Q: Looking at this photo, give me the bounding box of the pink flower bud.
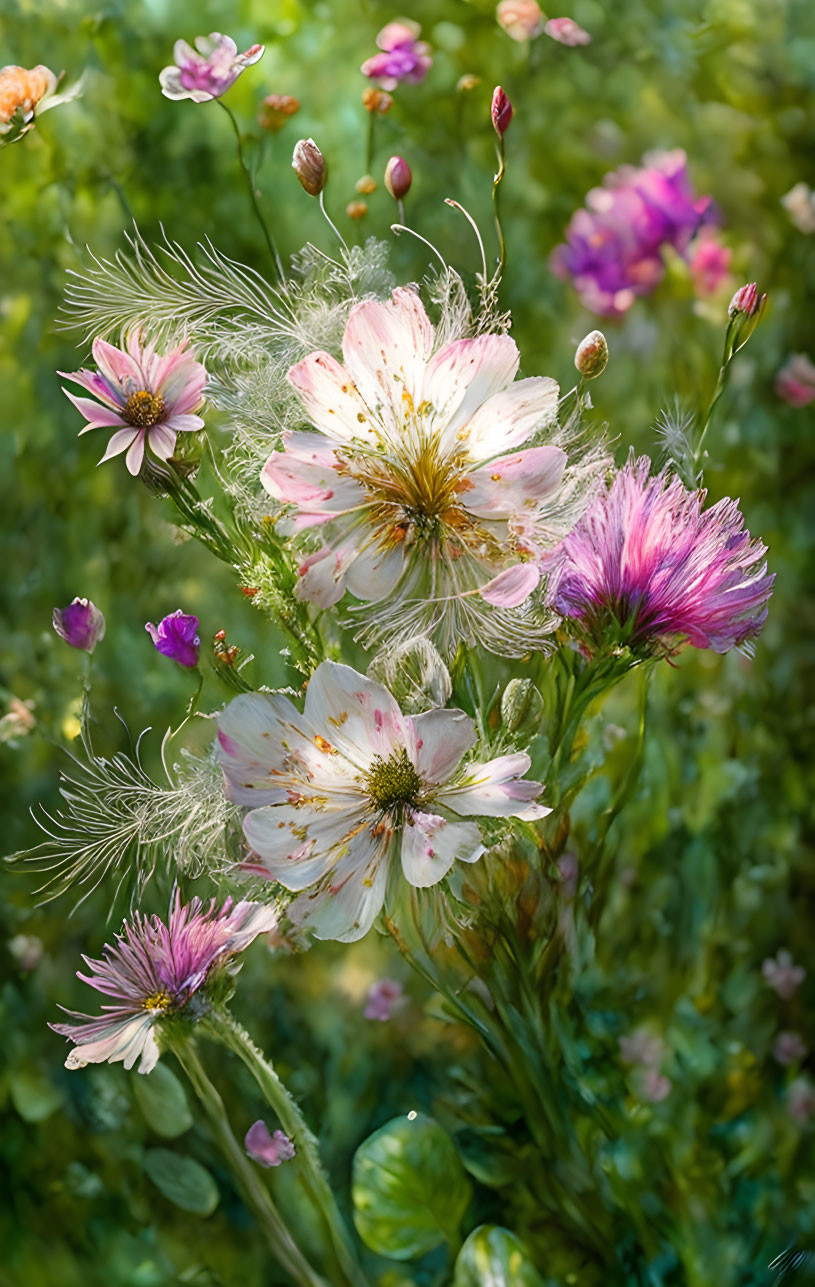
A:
[491,85,513,138]
[728,281,764,317]
[53,597,106,653]
[292,138,327,196]
[384,155,412,201]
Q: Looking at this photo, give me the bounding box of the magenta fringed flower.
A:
[546,458,774,656]
[61,331,206,476]
[51,895,278,1074]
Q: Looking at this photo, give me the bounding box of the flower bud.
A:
[258,93,299,132]
[368,637,452,714]
[355,174,377,195]
[362,87,393,114]
[491,85,513,138]
[346,200,368,220]
[52,597,106,653]
[728,281,765,318]
[145,610,200,668]
[292,138,327,196]
[500,677,544,739]
[384,155,412,202]
[574,330,609,379]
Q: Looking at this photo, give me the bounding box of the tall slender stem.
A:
[171,1037,328,1287]
[492,139,507,279]
[218,100,285,282]
[208,1011,369,1287]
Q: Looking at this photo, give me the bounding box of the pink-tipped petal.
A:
[125,432,146,476]
[479,563,541,607]
[98,428,138,463]
[461,377,560,459]
[341,289,435,415]
[287,351,374,441]
[464,445,568,517]
[401,813,484,887]
[423,333,520,449]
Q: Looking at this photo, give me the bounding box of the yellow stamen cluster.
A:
[365,748,423,819]
[123,390,166,428]
[142,989,171,1012]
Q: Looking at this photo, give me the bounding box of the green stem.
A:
[218,100,285,281]
[365,111,375,173]
[171,1037,328,1287]
[208,1011,369,1287]
[492,139,506,279]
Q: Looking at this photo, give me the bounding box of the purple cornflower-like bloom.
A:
[61,331,206,477]
[245,1121,296,1167]
[361,20,431,91]
[364,978,404,1021]
[146,611,200,668]
[159,33,264,103]
[546,457,774,657]
[550,150,717,316]
[53,597,105,653]
[51,894,278,1074]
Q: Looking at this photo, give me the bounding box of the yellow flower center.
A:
[123,390,166,428]
[142,989,171,1012]
[365,748,423,820]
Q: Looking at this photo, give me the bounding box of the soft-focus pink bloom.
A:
[361,20,431,91]
[53,597,105,653]
[636,1069,672,1103]
[217,660,548,943]
[775,353,815,408]
[159,33,264,103]
[364,978,404,1021]
[260,287,589,656]
[787,1078,815,1124]
[782,182,815,234]
[546,457,774,657]
[496,0,544,41]
[245,1121,296,1167]
[551,150,717,316]
[556,852,579,900]
[544,17,591,45]
[773,1031,808,1066]
[619,1027,665,1070]
[491,85,513,138]
[690,230,732,297]
[763,950,806,1000]
[61,332,206,476]
[51,895,278,1073]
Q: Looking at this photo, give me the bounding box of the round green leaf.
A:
[352,1112,471,1260]
[10,1069,63,1122]
[143,1149,219,1216]
[133,1063,193,1138]
[453,1225,545,1287]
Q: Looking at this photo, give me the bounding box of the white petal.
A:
[217,692,302,805]
[289,830,392,942]
[461,377,560,460]
[125,432,146,476]
[148,423,177,461]
[287,351,375,442]
[423,334,520,451]
[98,427,138,464]
[343,540,406,601]
[440,753,546,818]
[341,288,435,419]
[401,812,483,887]
[407,709,475,784]
[243,804,367,891]
[303,661,407,769]
[464,446,567,517]
[63,1015,158,1073]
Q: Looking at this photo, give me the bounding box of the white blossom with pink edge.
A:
[159,33,264,104]
[262,287,603,656]
[216,660,549,944]
[60,331,207,476]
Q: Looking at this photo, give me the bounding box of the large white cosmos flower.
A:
[261,287,598,656]
[217,661,548,942]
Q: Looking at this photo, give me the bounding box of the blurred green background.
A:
[1,0,814,1282]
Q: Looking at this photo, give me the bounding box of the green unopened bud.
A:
[500,677,544,738]
[574,330,609,379]
[368,638,452,714]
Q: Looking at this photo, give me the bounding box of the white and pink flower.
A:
[217,660,548,943]
[159,33,264,103]
[262,287,598,655]
[61,331,207,476]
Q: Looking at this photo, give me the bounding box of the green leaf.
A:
[9,1069,63,1122]
[143,1149,219,1216]
[453,1226,545,1287]
[133,1062,193,1138]
[352,1112,471,1260]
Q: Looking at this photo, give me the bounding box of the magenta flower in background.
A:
[364,979,404,1021]
[159,33,264,103]
[545,17,592,46]
[773,1031,808,1066]
[146,610,200,668]
[689,229,731,297]
[51,895,278,1073]
[245,1121,296,1167]
[546,457,774,657]
[550,150,717,316]
[361,20,431,91]
[775,353,815,408]
[53,597,105,653]
[61,332,206,476]
[763,950,806,1000]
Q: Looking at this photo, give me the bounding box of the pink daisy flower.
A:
[61,331,207,476]
[51,894,278,1074]
[360,21,432,91]
[159,33,264,103]
[546,457,773,657]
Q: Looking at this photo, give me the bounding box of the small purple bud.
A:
[384,155,412,202]
[574,330,609,379]
[292,138,327,196]
[53,598,106,653]
[728,281,765,317]
[145,610,200,669]
[245,1121,296,1168]
[491,85,513,138]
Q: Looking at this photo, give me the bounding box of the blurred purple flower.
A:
[245,1121,296,1167]
[544,17,591,45]
[775,354,815,408]
[61,332,206,476]
[364,979,404,1021]
[550,150,717,316]
[546,457,773,657]
[763,950,805,1000]
[159,33,264,103]
[787,1077,815,1124]
[689,229,731,297]
[619,1026,665,1070]
[53,597,105,653]
[773,1031,808,1066]
[146,611,200,668]
[51,894,278,1073]
[361,20,431,91]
